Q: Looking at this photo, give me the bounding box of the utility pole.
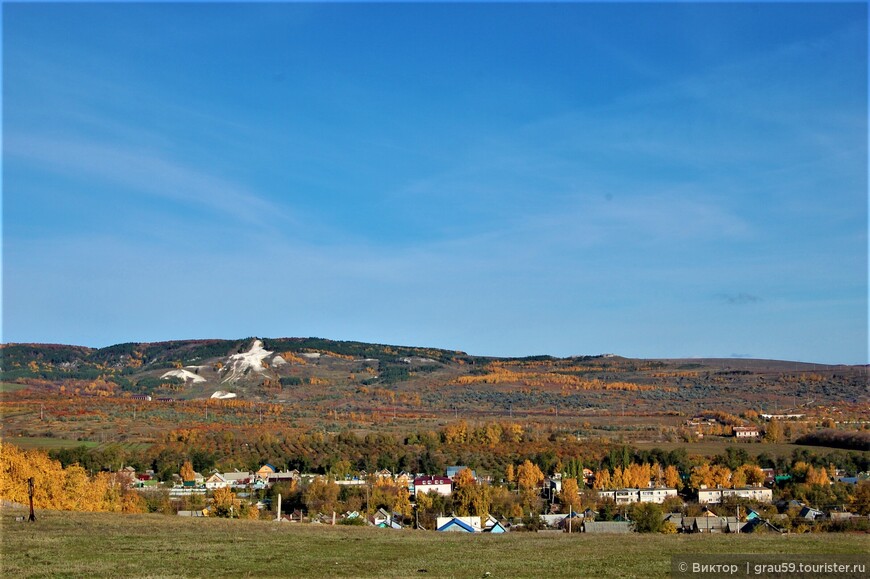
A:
[28,477,36,522]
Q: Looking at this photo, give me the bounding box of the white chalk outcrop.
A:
[161,369,206,383]
[220,339,273,383]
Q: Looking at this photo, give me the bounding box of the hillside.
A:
[2,337,868,483]
[2,338,866,416]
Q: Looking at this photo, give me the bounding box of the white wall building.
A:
[597,488,678,505]
[697,486,773,504]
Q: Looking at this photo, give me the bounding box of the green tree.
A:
[631,502,663,533]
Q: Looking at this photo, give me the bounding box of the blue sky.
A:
[2,3,867,364]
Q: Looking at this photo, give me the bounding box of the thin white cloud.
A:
[5,134,289,228]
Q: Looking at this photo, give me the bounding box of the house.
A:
[395,472,412,488]
[436,516,481,533]
[413,476,452,497]
[733,426,760,439]
[377,518,403,530]
[761,468,776,485]
[726,519,748,533]
[369,508,403,529]
[741,518,785,534]
[371,508,392,526]
[222,472,253,488]
[798,506,825,521]
[582,521,632,533]
[256,464,276,481]
[267,470,299,485]
[204,473,229,490]
[484,516,508,534]
[483,514,505,531]
[686,515,732,533]
[682,508,741,533]
[374,469,392,481]
[547,477,562,494]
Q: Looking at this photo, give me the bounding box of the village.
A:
[118,458,868,535]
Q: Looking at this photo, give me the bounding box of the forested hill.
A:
[1,338,866,417]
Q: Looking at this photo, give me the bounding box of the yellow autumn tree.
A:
[663,465,682,490]
[517,460,544,511]
[690,464,713,490]
[624,463,652,488]
[710,465,732,489]
[730,467,748,489]
[393,486,412,518]
[743,465,765,486]
[611,466,625,489]
[443,421,468,444]
[806,466,830,486]
[453,468,490,517]
[0,442,117,512]
[517,460,544,493]
[559,478,581,510]
[180,460,196,482]
[593,469,612,490]
[212,487,241,517]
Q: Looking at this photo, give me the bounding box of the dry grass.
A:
[2,508,867,578]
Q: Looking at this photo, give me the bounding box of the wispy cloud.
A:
[5,134,290,228]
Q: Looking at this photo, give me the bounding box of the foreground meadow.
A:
[2,509,867,578]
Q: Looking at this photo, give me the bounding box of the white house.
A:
[204,473,230,490]
[436,516,481,532]
[413,476,452,497]
[733,427,760,439]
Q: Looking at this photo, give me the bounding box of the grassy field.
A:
[0,382,28,393]
[0,437,152,453]
[2,509,867,578]
[1,437,101,450]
